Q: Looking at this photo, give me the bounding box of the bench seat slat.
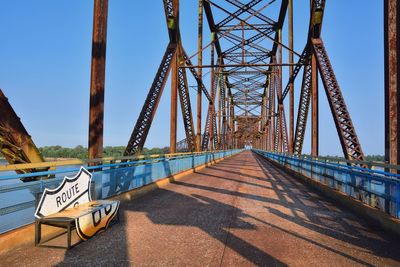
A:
[41,200,117,221]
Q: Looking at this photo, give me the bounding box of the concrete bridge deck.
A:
[1,151,400,266]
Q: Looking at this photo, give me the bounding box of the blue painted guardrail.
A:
[253,149,400,219]
[0,149,242,234]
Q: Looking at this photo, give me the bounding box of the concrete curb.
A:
[0,153,238,255]
[257,154,400,238]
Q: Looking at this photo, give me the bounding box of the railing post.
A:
[396,183,400,218]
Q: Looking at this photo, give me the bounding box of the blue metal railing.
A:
[253,149,400,219]
[0,149,242,234]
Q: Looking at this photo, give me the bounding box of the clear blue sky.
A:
[0,1,384,156]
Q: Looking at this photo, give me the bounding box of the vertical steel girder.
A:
[197,0,204,152]
[201,39,219,151]
[311,53,319,156]
[202,110,212,150]
[88,0,108,160]
[312,38,365,161]
[281,106,289,152]
[124,44,177,155]
[212,109,218,149]
[170,48,178,153]
[220,75,227,149]
[288,0,294,153]
[293,62,312,155]
[230,97,235,148]
[177,63,196,151]
[0,90,46,180]
[217,74,222,149]
[266,71,275,150]
[385,0,400,167]
[269,64,276,150]
[274,110,280,151]
[169,0,180,153]
[202,73,219,150]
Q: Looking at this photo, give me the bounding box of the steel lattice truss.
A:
[293,62,312,155]
[124,43,177,155]
[0,0,377,182]
[200,0,287,150]
[312,39,364,160]
[122,0,363,159]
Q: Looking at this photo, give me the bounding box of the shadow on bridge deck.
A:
[1,151,400,266]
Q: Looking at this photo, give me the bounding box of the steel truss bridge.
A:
[1,1,400,264]
[0,0,398,169]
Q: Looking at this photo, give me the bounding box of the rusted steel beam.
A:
[209,44,217,150]
[277,29,283,152]
[203,1,223,57]
[224,0,275,25]
[202,43,218,151]
[181,50,212,103]
[170,0,180,154]
[221,77,228,149]
[288,0,294,153]
[218,23,274,32]
[180,63,299,68]
[0,89,46,181]
[124,44,177,155]
[218,74,222,149]
[261,93,266,150]
[312,38,364,161]
[88,0,108,160]
[207,0,292,57]
[230,96,235,149]
[281,47,310,103]
[293,62,312,155]
[311,53,319,157]
[125,0,181,155]
[170,49,178,154]
[270,0,289,56]
[217,0,263,28]
[197,0,203,151]
[281,106,289,152]
[385,0,400,168]
[281,0,326,103]
[178,57,196,152]
[270,61,276,151]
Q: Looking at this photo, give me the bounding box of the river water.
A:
[0,159,84,233]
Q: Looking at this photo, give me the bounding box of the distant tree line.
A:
[38,146,170,160]
[322,155,385,163]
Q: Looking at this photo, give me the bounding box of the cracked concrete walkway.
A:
[1,151,400,266]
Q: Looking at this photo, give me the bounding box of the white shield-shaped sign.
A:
[35,167,92,219]
[76,201,120,240]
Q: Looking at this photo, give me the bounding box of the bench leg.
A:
[67,223,71,249]
[35,220,41,246]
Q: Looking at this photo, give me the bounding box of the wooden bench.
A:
[34,167,120,249]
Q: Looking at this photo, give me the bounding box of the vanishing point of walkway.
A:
[1,151,400,266]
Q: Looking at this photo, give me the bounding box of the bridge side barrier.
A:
[0,149,242,234]
[253,149,400,220]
